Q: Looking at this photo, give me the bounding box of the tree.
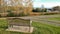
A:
[52,6,60,11]
[32,8,47,12]
[44,8,47,12]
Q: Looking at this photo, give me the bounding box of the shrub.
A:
[7,10,12,12]
[0,15,1,17]
[7,12,15,17]
[19,12,29,17]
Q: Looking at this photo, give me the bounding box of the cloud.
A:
[34,0,60,2]
[33,2,60,8]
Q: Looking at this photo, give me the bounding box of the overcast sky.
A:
[33,0,60,8]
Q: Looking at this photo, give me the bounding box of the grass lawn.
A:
[0,18,60,34]
[47,17,60,21]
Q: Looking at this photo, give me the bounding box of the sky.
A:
[33,0,60,8]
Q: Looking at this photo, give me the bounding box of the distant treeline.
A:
[32,8,47,12]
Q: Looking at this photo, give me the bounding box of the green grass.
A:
[47,17,60,21]
[32,22,60,34]
[0,19,60,34]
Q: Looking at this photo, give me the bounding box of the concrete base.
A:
[6,26,34,33]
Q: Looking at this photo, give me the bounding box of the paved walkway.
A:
[0,15,60,26]
[20,15,60,26]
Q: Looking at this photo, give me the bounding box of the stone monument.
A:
[6,17,34,33]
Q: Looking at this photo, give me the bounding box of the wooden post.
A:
[29,20,32,32]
